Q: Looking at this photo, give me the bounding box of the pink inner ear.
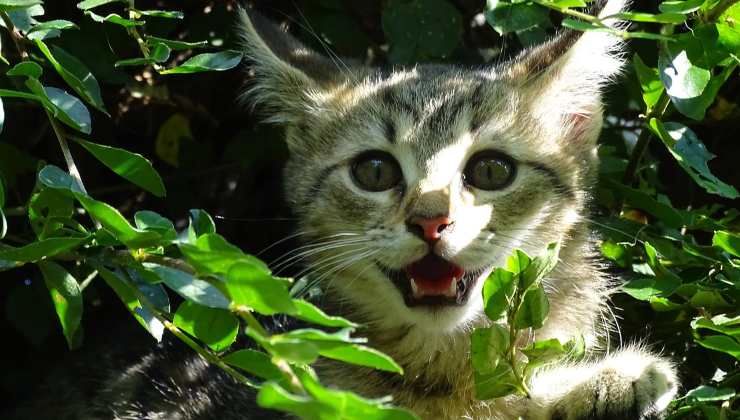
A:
[565,112,595,142]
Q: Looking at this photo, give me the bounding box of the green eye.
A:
[351,151,402,192]
[463,151,516,191]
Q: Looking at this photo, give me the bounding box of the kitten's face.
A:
[282,68,595,332]
[239,8,620,333]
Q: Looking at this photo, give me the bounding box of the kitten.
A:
[238,0,677,418]
[10,1,678,419]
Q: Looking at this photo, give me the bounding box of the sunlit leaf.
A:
[160,51,243,74]
[38,261,83,349]
[173,301,239,351]
[72,137,166,197]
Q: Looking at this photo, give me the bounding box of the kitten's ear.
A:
[237,8,339,123]
[505,0,628,145]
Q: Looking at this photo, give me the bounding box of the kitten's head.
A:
[239,2,624,333]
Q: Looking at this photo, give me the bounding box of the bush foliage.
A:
[0,0,738,419]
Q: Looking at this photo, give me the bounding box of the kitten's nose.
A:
[406,216,452,242]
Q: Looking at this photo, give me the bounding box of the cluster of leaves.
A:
[471,243,587,400]
[0,1,420,419]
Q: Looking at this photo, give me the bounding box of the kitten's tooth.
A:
[446,277,458,297]
[410,278,421,298]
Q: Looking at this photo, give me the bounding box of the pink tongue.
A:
[405,254,464,296]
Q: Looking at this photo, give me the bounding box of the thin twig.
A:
[0,12,29,60]
[705,0,740,22]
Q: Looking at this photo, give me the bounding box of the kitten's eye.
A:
[463,152,516,191]
[351,151,402,192]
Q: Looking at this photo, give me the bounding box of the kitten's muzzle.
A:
[377,253,483,307]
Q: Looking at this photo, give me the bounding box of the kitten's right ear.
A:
[237,7,338,123]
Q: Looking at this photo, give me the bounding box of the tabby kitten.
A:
[13,1,679,419]
[239,0,678,418]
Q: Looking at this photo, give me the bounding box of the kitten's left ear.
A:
[237,7,341,123]
[506,0,628,144]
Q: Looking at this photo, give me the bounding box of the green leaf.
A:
[521,338,566,370]
[71,137,166,197]
[173,301,239,352]
[180,233,269,275]
[187,209,216,242]
[382,0,463,62]
[26,19,78,40]
[160,51,243,74]
[76,0,124,10]
[658,47,710,101]
[520,242,560,290]
[38,261,83,349]
[35,41,107,114]
[320,344,404,374]
[513,284,549,329]
[713,231,740,257]
[226,261,296,315]
[7,61,42,78]
[648,120,739,199]
[144,263,230,309]
[632,54,664,109]
[0,0,42,11]
[695,334,740,359]
[470,325,509,374]
[97,266,164,341]
[659,0,705,14]
[291,299,358,328]
[485,0,549,35]
[623,276,680,301]
[134,211,176,241]
[609,12,686,23]
[505,249,532,274]
[605,179,685,228]
[222,349,283,380]
[137,10,184,19]
[684,385,735,403]
[561,18,613,33]
[115,42,171,67]
[85,11,143,27]
[77,194,162,248]
[482,268,516,321]
[33,83,91,134]
[0,236,88,262]
[37,164,84,194]
[473,362,519,399]
[145,36,209,51]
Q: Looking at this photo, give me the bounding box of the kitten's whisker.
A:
[269,237,367,270]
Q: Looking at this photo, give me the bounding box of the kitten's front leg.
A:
[527,347,678,420]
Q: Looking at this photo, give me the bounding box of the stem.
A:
[45,110,90,195]
[531,0,601,24]
[163,319,259,389]
[705,0,740,22]
[125,0,162,71]
[234,308,305,393]
[79,269,99,290]
[0,12,29,60]
[505,289,532,398]
[621,92,671,188]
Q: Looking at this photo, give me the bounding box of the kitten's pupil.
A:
[351,151,402,192]
[464,151,516,191]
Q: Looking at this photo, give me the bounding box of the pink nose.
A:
[407,216,452,242]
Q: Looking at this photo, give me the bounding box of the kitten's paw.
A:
[530,349,678,420]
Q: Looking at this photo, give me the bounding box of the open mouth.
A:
[377,254,484,307]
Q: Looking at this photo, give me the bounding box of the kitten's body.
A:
[12,1,678,419]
